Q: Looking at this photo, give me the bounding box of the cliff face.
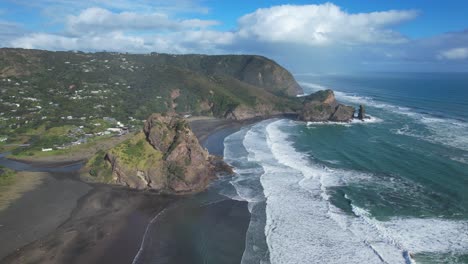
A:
[84,113,223,193]
[196,55,302,97]
[299,90,354,122]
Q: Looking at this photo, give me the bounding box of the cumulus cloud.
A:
[66,7,219,35]
[0,21,27,46]
[438,47,468,60]
[9,2,420,53]
[236,3,418,45]
[12,0,210,15]
[11,32,150,53]
[8,2,468,71]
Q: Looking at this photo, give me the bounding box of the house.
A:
[107,126,128,135]
[107,128,121,133]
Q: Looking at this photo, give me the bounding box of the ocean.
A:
[222,72,468,264]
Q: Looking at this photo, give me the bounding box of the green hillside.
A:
[0,48,303,151]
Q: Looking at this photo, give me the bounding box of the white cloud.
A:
[10,32,150,53]
[66,7,219,35]
[0,21,28,46]
[9,3,419,53]
[438,47,468,60]
[10,0,210,15]
[16,2,468,72]
[236,3,418,46]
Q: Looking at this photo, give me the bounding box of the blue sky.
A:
[1,0,467,72]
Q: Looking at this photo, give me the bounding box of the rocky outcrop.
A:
[299,90,354,122]
[358,105,366,120]
[225,103,283,120]
[84,113,227,193]
[330,104,356,122]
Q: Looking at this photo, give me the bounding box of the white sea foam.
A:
[300,81,468,152]
[132,208,169,264]
[306,114,383,127]
[332,90,468,152]
[299,81,329,92]
[233,119,468,264]
[248,120,391,263]
[224,124,272,264]
[451,155,468,165]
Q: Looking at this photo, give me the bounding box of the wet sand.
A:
[133,195,250,264]
[0,171,91,260]
[1,186,175,264]
[0,117,255,264]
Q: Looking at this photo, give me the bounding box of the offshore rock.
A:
[299,90,354,122]
[358,105,366,120]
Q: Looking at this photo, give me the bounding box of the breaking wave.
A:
[299,81,468,152]
[225,119,468,264]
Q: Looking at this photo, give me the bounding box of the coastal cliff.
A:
[83,113,226,193]
[299,90,354,122]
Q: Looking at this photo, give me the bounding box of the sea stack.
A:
[358,105,366,120]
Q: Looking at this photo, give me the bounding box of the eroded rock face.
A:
[299,90,354,122]
[86,113,223,194]
[330,104,355,122]
[358,105,366,120]
[225,104,281,120]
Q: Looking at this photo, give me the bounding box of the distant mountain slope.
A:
[0,48,302,135]
[0,48,356,153]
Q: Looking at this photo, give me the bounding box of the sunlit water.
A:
[223,73,468,264]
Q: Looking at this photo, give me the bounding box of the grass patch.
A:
[10,134,114,159]
[109,132,163,170]
[87,150,113,183]
[0,166,16,186]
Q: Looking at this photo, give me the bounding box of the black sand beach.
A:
[0,117,253,264]
[0,171,90,260]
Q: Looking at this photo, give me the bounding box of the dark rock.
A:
[299,90,354,122]
[358,105,366,120]
[330,104,355,122]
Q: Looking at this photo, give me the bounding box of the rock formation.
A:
[84,113,228,193]
[358,105,366,120]
[299,90,354,122]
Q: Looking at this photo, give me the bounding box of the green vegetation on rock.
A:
[86,150,113,183]
[108,132,163,170]
[83,113,218,193]
[0,166,16,186]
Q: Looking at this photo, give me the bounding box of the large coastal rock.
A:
[299,90,354,122]
[84,113,224,193]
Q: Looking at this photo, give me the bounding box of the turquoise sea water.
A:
[223,73,468,263]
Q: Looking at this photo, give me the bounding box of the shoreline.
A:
[0,116,259,264]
